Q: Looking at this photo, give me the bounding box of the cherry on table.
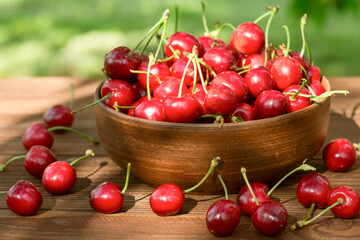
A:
[2,180,43,216]
[323,138,358,171]
[90,163,131,213]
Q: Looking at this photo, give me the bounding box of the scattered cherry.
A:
[323,138,358,171]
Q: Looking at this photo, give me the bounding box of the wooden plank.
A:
[0,77,359,239]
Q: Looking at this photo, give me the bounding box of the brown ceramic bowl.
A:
[94,77,331,194]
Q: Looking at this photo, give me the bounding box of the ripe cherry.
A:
[283,84,311,113]
[163,95,200,123]
[206,175,241,237]
[197,36,223,56]
[254,90,287,119]
[164,32,202,61]
[204,84,238,116]
[243,54,272,70]
[230,22,265,56]
[211,71,248,102]
[170,56,201,86]
[227,102,255,123]
[202,47,237,75]
[307,65,322,82]
[149,157,219,216]
[89,163,131,213]
[3,180,43,216]
[271,56,302,91]
[0,145,57,178]
[289,51,309,72]
[42,149,95,195]
[153,76,189,100]
[134,98,166,122]
[101,79,136,112]
[244,66,275,98]
[132,81,147,101]
[323,138,358,171]
[137,61,171,93]
[308,80,325,96]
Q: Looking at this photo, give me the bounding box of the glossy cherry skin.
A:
[128,96,148,117]
[244,54,272,70]
[227,102,255,122]
[22,123,54,150]
[164,32,202,60]
[271,56,302,91]
[197,36,224,56]
[244,66,275,98]
[6,180,43,216]
[101,79,136,112]
[24,145,57,178]
[211,71,248,102]
[309,80,325,96]
[44,105,74,128]
[163,95,200,123]
[289,51,309,72]
[170,56,201,86]
[327,186,360,218]
[132,81,147,101]
[296,173,332,208]
[134,98,166,122]
[203,47,237,75]
[237,183,270,216]
[205,84,238,116]
[323,138,357,171]
[89,182,124,213]
[137,61,171,93]
[149,183,184,216]
[206,199,241,237]
[283,85,311,113]
[230,22,265,56]
[254,90,287,119]
[307,65,322,82]
[216,44,239,61]
[104,46,139,81]
[153,76,189,100]
[42,161,77,195]
[252,201,288,236]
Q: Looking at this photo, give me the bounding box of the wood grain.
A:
[0,77,359,239]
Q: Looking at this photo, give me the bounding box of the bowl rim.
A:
[94,77,331,130]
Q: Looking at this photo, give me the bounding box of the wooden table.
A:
[0,77,359,239]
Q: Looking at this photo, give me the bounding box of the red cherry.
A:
[170,57,202,86]
[254,90,287,119]
[216,44,239,61]
[271,56,302,91]
[309,80,325,96]
[289,51,309,72]
[128,96,148,117]
[206,200,241,237]
[132,81,147,100]
[227,102,255,122]
[205,84,238,116]
[137,61,171,93]
[90,182,124,214]
[101,79,136,112]
[283,85,311,113]
[22,123,54,150]
[197,36,224,56]
[202,47,237,75]
[323,138,357,171]
[24,145,57,178]
[244,66,275,98]
[251,201,288,236]
[6,180,43,216]
[134,98,166,122]
[243,54,272,70]
[44,105,74,128]
[163,95,200,123]
[104,46,139,81]
[153,76,189,100]
[164,32,202,61]
[296,172,332,209]
[230,22,265,56]
[307,65,322,82]
[211,71,248,102]
[150,183,184,216]
[237,183,270,216]
[327,186,360,219]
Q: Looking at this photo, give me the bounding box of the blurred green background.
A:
[1,0,359,78]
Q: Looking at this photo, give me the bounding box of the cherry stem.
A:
[183,156,220,194]
[282,25,291,57]
[290,80,307,101]
[241,167,260,206]
[193,54,208,94]
[121,162,131,195]
[153,9,170,62]
[157,54,176,62]
[71,93,110,114]
[217,174,228,200]
[130,70,162,84]
[174,5,178,33]
[200,114,224,127]
[113,102,136,112]
[129,9,168,56]
[306,83,317,96]
[198,59,217,78]
[299,14,307,59]
[0,155,26,172]
[191,58,198,94]
[69,149,95,166]
[69,83,75,109]
[139,24,163,56]
[47,126,99,144]
[237,69,250,75]
[0,191,7,194]
[231,115,244,123]
[163,38,180,59]
[253,6,275,24]
[302,202,316,221]
[264,6,278,67]
[290,198,344,231]
[201,0,210,34]
[267,160,316,196]
[283,90,349,102]
[178,54,194,98]
[234,65,250,72]
[146,53,155,100]
[305,41,313,65]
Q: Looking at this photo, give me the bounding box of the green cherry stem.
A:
[290,198,344,231]
[71,93,110,114]
[201,0,210,34]
[302,202,316,221]
[193,53,208,94]
[121,162,131,195]
[146,53,155,100]
[69,149,95,166]
[198,59,217,77]
[113,102,136,112]
[267,160,316,196]
[241,167,259,206]
[253,6,275,24]
[69,83,75,109]
[200,114,224,127]
[183,157,220,194]
[264,6,278,67]
[0,191,7,194]
[174,5,179,33]
[282,25,291,57]
[139,23,163,56]
[163,38,180,59]
[47,126,99,144]
[191,58,198,94]
[178,54,194,98]
[217,174,228,200]
[231,115,244,123]
[153,9,170,62]
[130,70,162,84]
[289,79,307,101]
[0,155,26,172]
[283,90,349,103]
[299,14,308,59]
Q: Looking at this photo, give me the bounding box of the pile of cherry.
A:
[76,4,349,125]
[1,3,359,238]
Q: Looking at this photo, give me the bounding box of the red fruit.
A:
[203,47,237,75]
[205,84,238,115]
[326,186,360,219]
[164,32,202,60]
[296,172,332,208]
[153,76,189,100]
[42,161,77,195]
[237,183,270,216]
[244,66,275,98]
[22,123,54,150]
[197,36,224,56]
[134,98,166,122]
[289,51,309,72]
[254,90,287,119]
[6,180,43,216]
[244,54,272,70]
[101,79,136,112]
[89,182,124,214]
[128,96,148,117]
[24,145,57,178]
[132,81,147,100]
[149,183,184,216]
[228,102,255,122]
[252,201,288,236]
[283,85,311,113]
[307,65,322,82]
[137,61,171,93]
[163,95,200,123]
[271,56,302,91]
[216,44,239,61]
[206,200,241,237]
[170,57,201,86]
[211,71,248,102]
[44,105,74,128]
[230,22,265,56]
[323,138,357,171]
[309,80,325,96]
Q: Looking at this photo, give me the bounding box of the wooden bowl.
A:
[94,78,331,194]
